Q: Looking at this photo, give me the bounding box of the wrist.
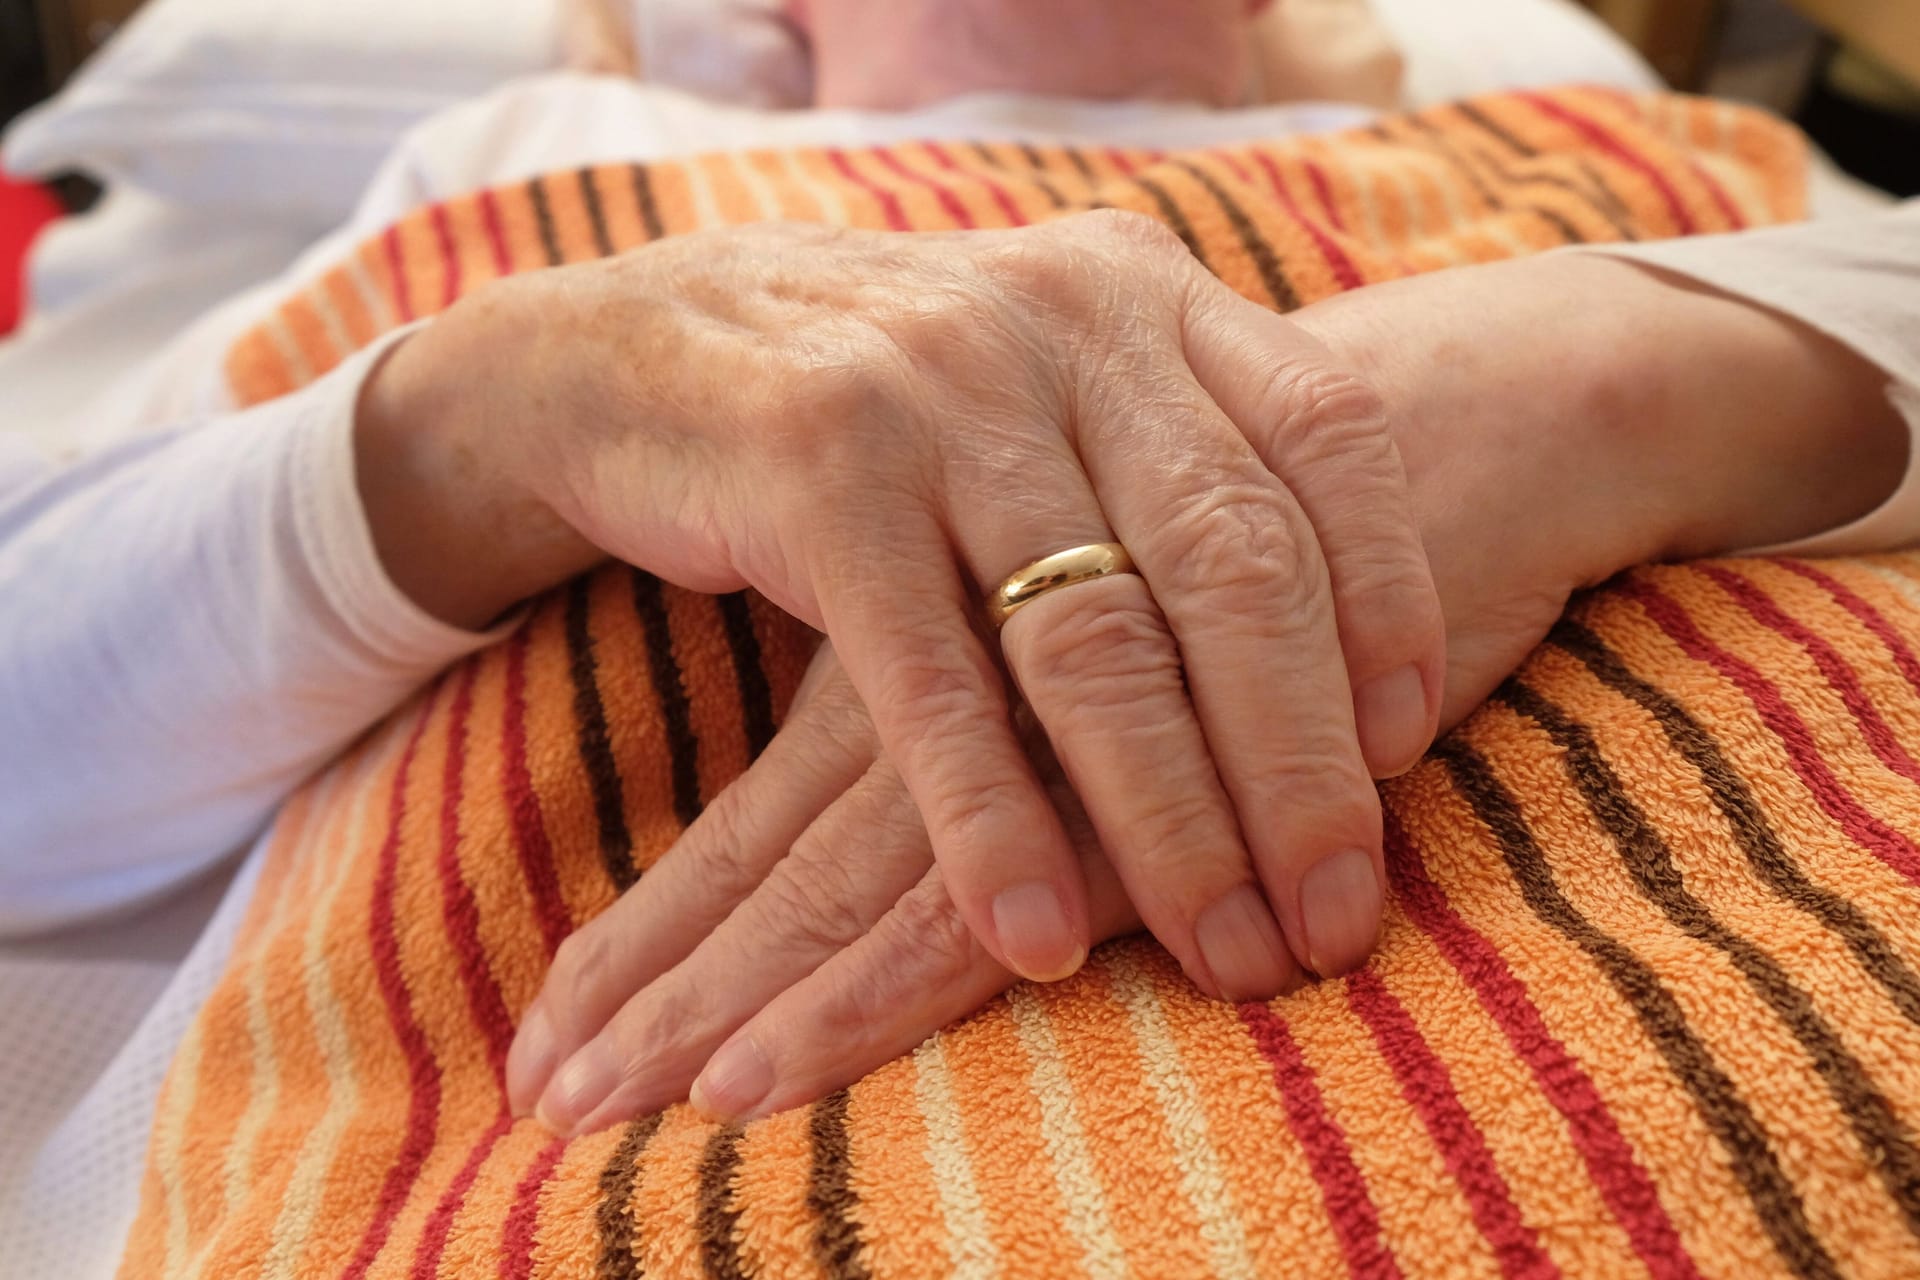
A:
[354,286,601,631]
[1292,255,1669,597]
[1293,253,1907,585]
[1579,255,1906,559]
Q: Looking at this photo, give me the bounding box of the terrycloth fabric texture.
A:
[122,89,1920,1278]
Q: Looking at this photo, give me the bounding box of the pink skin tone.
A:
[354,4,1908,1138]
[469,254,1906,1134]
[791,0,1275,110]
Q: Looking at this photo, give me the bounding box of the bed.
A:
[0,1,1896,1273]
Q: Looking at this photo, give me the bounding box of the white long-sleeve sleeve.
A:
[0,330,505,936]
[1585,200,1920,557]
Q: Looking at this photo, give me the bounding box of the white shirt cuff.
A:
[289,324,521,668]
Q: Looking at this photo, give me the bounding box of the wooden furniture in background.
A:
[1579,0,1920,93]
[1785,0,1920,87]
[33,0,145,86]
[1580,0,1727,87]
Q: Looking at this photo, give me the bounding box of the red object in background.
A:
[0,171,64,337]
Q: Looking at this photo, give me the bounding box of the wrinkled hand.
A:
[506,640,1141,1132]
[508,496,1557,1134]
[511,467,1575,1132]
[366,212,1448,1012]
[504,248,1910,1132]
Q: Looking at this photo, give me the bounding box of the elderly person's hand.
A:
[501,248,1908,1132]
[359,213,1447,1034]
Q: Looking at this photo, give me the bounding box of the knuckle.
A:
[1246,746,1381,845]
[892,295,1009,374]
[1279,363,1389,437]
[867,649,1037,841]
[1335,552,1443,648]
[891,881,985,980]
[928,765,1036,849]
[699,842,777,912]
[606,980,703,1069]
[821,883,983,1037]
[870,640,994,731]
[690,784,821,905]
[677,803,753,891]
[1254,363,1393,469]
[1017,594,1182,704]
[975,233,1079,304]
[1077,207,1189,262]
[804,665,869,728]
[1122,788,1239,872]
[1007,211,1192,326]
[770,353,916,464]
[1161,481,1326,617]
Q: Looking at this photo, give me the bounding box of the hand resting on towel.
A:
[496,249,1908,1133]
[358,211,1449,1025]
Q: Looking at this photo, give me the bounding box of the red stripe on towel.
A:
[923,141,1028,226]
[340,696,441,1280]
[500,1138,569,1279]
[1240,1002,1404,1280]
[1346,967,1559,1279]
[1516,93,1695,235]
[1250,150,1365,291]
[1699,565,1920,786]
[1778,559,1920,703]
[825,148,908,231]
[1385,817,1701,1279]
[504,621,574,959]
[870,145,975,228]
[1625,577,1920,887]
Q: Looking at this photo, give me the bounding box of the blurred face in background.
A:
[793,0,1275,110]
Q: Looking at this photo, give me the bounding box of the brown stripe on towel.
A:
[1170,157,1304,310]
[1499,675,1920,1240]
[1434,736,1841,1280]
[809,1090,874,1280]
[698,1125,750,1280]
[566,576,638,890]
[1551,617,1920,1026]
[632,570,704,831]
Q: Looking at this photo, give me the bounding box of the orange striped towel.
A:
[126,90,1920,1279]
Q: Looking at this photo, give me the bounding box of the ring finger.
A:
[946,441,1297,1002]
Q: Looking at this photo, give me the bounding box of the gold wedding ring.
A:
[988,542,1138,630]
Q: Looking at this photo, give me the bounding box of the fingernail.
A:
[991,881,1086,982]
[505,1003,558,1116]
[1355,664,1430,778]
[535,1043,618,1136]
[1193,884,1293,1001]
[690,1036,774,1120]
[1300,849,1382,978]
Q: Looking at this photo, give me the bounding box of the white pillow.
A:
[1,0,563,227]
[1372,0,1661,108]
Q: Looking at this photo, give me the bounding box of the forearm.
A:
[1582,202,1920,556]
[0,337,497,934]
[1293,252,1909,585]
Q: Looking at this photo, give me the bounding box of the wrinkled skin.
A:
[475,245,1906,1133]
[364,210,1461,1137]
